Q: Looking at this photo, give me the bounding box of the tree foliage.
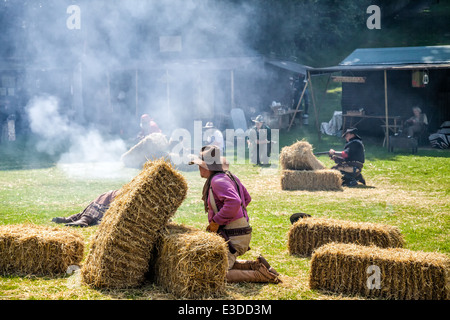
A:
[242,0,374,66]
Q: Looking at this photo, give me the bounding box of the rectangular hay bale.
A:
[288,217,404,257]
[280,140,325,171]
[154,223,228,299]
[81,159,188,289]
[310,243,450,300]
[0,224,84,276]
[281,169,343,191]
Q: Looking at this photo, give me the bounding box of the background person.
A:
[404,106,428,138]
[203,121,224,153]
[137,113,162,140]
[248,115,272,166]
[329,128,366,187]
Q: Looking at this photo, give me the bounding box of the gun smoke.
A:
[7,0,264,177]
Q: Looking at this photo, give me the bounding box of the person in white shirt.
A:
[203,122,224,153]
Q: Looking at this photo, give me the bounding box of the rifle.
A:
[314,151,331,156]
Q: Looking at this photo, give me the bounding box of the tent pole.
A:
[231,69,235,109]
[287,79,308,132]
[384,70,389,149]
[135,69,139,118]
[308,71,321,141]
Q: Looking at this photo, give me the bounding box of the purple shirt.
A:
[208,173,251,225]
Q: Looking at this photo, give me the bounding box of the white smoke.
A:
[26,95,128,178]
[27,95,72,156]
[18,0,268,176]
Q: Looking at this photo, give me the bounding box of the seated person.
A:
[329,128,366,187]
[404,106,428,138]
[52,190,120,227]
[137,114,162,140]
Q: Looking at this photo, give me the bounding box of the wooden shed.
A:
[314,46,450,144]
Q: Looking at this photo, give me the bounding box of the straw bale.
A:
[81,159,188,289]
[281,169,343,191]
[288,217,404,257]
[280,140,325,171]
[121,133,169,168]
[0,224,84,276]
[310,242,450,300]
[153,223,228,299]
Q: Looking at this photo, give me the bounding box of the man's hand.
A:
[206,221,220,233]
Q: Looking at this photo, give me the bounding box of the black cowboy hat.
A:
[342,128,361,139]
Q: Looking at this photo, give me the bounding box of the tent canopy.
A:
[265,59,313,75]
[313,45,450,73]
[341,45,450,66]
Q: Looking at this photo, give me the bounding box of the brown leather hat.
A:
[188,145,229,171]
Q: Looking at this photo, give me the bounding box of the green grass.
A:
[0,130,449,300]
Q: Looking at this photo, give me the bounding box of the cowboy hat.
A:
[188,145,229,171]
[252,115,264,123]
[341,127,361,139]
[203,122,215,129]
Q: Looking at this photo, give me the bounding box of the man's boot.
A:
[231,256,280,277]
[65,215,93,227]
[52,217,71,224]
[226,264,281,283]
[257,255,280,276]
[231,259,260,271]
[357,174,366,185]
[52,212,81,224]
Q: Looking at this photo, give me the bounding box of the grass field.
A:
[0,128,449,300]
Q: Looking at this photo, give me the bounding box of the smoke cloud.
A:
[27,95,127,178]
[7,0,271,175]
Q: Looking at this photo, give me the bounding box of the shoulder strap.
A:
[208,172,246,215]
[209,188,219,214]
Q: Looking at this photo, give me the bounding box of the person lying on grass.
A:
[52,190,120,227]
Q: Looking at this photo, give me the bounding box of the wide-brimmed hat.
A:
[140,114,153,121]
[203,122,214,129]
[342,128,361,139]
[252,115,264,123]
[188,145,229,171]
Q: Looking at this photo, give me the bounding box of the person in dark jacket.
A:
[329,128,366,187]
[248,115,272,166]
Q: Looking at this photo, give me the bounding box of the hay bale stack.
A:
[0,224,84,276]
[288,217,404,257]
[121,133,169,168]
[279,140,342,191]
[280,140,325,171]
[281,169,343,191]
[154,223,228,299]
[310,242,450,300]
[81,159,188,289]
